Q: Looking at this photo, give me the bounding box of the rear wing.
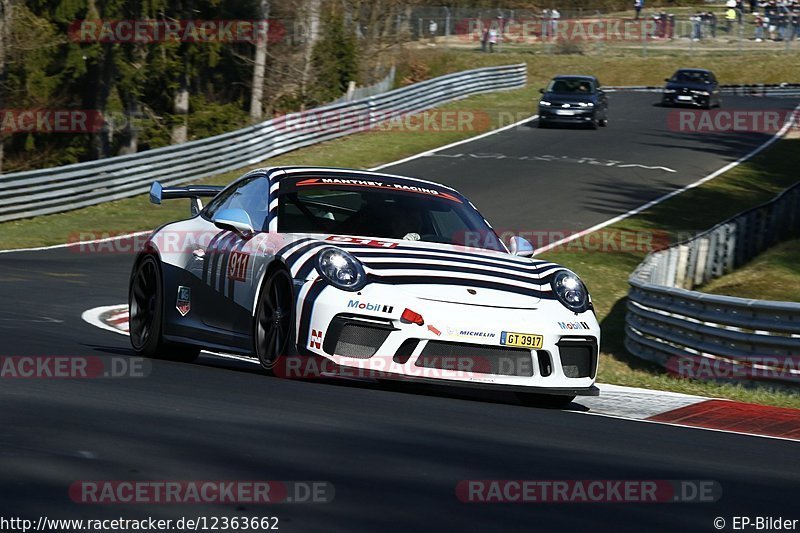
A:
[149,181,224,216]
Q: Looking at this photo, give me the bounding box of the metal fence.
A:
[626,182,800,384]
[413,10,800,55]
[0,64,527,223]
[331,67,397,105]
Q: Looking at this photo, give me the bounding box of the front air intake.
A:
[323,314,395,359]
[557,337,598,378]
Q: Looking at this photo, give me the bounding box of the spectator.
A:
[481,27,489,52]
[725,5,738,31]
[691,12,703,40]
[754,11,765,40]
[428,20,438,45]
[542,9,550,39]
[550,8,561,39]
[634,0,644,20]
[794,8,800,39]
[750,0,758,12]
[488,27,498,52]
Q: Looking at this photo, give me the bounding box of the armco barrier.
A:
[604,83,800,97]
[626,182,800,384]
[0,64,527,222]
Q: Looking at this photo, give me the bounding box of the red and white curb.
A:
[83,304,800,442]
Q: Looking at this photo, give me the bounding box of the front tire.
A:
[129,255,199,362]
[515,392,576,408]
[254,268,295,374]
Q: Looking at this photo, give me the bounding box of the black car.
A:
[537,75,609,129]
[662,68,722,109]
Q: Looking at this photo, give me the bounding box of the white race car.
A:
[130,167,600,406]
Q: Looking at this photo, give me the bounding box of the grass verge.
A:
[702,237,800,302]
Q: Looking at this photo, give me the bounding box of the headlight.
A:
[663,89,676,94]
[691,90,710,96]
[540,101,552,106]
[551,270,590,313]
[316,247,366,291]
[578,102,594,108]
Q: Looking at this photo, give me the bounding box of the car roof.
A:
[674,68,713,74]
[552,75,597,82]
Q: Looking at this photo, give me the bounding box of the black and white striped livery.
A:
[133,166,600,403]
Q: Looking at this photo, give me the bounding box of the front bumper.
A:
[539,107,596,124]
[298,282,600,392]
[662,93,710,107]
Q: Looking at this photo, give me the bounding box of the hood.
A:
[279,234,563,305]
[665,81,713,92]
[541,93,599,105]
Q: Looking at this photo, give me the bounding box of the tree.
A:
[310,4,358,104]
[0,0,11,173]
[249,0,270,121]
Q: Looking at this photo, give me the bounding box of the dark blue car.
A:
[662,68,722,109]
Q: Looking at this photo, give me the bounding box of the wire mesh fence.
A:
[405,6,800,55]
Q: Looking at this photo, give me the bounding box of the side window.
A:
[204,176,270,231]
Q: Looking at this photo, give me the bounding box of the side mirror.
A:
[213,208,255,238]
[539,88,545,94]
[664,78,670,82]
[508,236,535,258]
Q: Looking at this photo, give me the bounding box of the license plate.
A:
[677,95,692,101]
[500,331,544,349]
[555,110,575,116]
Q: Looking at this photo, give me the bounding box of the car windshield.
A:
[672,71,710,83]
[546,79,594,94]
[278,178,504,251]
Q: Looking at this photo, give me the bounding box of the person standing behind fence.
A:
[428,20,438,45]
[725,3,738,32]
[634,0,644,20]
[550,8,560,39]
[691,12,702,40]
[481,26,489,52]
[754,11,765,40]
[488,27,498,52]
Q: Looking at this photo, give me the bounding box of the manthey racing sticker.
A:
[294,177,463,203]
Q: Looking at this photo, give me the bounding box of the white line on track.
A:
[534,102,800,255]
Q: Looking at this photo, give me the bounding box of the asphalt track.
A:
[1,93,799,532]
